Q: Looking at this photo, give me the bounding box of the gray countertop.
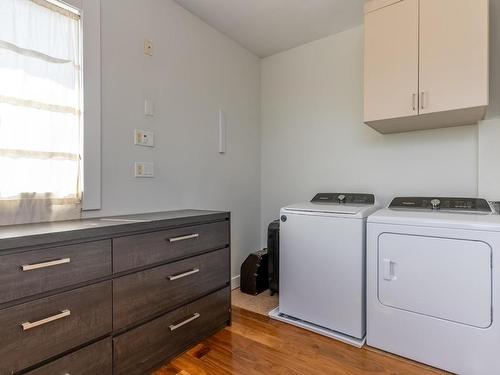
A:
[0,210,229,252]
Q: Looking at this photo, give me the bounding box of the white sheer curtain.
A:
[0,0,83,225]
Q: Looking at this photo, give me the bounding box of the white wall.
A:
[83,0,261,280]
[478,0,500,201]
[261,18,500,244]
[82,0,500,275]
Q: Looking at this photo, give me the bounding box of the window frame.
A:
[62,0,102,211]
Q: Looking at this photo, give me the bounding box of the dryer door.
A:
[378,233,492,328]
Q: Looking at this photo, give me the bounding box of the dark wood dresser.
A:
[0,210,231,375]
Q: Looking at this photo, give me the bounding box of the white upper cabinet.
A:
[419,0,489,115]
[364,0,489,134]
[364,0,419,123]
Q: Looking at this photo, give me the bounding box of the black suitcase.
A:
[268,220,280,295]
[240,249,269,295]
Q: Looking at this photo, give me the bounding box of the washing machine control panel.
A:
[311,193,375,205]
[389,197,492,213]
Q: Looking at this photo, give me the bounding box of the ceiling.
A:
[174,0,365,58]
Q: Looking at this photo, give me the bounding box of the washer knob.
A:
[430,199,441,210]
[338,194,346,203]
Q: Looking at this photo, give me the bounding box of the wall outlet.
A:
[134,129,154,147]
[135,162,154,178]
[144,40,153,56]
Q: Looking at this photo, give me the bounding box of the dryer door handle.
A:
[382,258,396,281]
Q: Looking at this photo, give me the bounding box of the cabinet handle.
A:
[167,233,199,242]
[412,93,417,111]
[421,92,426,110]
[169,312,200,331]
[21,309,71,331]
[167,268,200,281]
[21,258,71,271]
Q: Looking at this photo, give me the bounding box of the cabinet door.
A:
[364,0,419,123]
[419,0,489,115]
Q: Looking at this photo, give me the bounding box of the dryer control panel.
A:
[389,197,492,213]
[311,193,375,205]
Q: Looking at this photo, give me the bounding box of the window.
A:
[0,0,86,224]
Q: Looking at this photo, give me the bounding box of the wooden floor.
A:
[153,307,448,375]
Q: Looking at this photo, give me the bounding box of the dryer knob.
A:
[338,194,346,203]
[431,199,441,209]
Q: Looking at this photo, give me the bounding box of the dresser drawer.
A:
[113,248,229,330]
[25,338,112,375]
[113,287,230,375]
[113,221,229,273]
[0,240,111,305]
[0,281,112,375]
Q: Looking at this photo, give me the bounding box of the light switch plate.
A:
[144,40,153,56]
[134,129,154,147]
[144,99,154,116]
[135,162,154,178]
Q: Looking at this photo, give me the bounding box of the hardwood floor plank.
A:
[154,307,446,375]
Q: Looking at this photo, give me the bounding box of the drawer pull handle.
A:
[21,309,71,331]
[168,268,200,281]
[167,233,199,242]
[21,258,71,271]
[169,312,200,331]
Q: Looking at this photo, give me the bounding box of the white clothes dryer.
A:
[367,197,500,374]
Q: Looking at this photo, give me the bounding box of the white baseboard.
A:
[231,275,241,290]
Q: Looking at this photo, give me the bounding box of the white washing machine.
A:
[367,197,500,374]
[269,193,379,347]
